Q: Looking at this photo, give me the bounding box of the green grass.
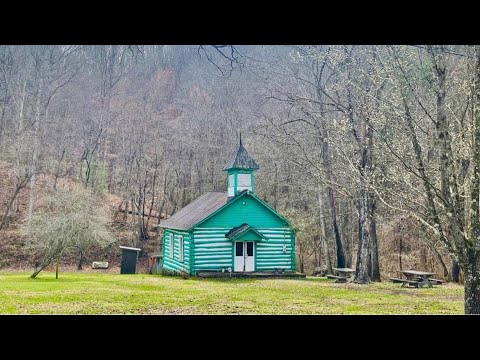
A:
[0,272,464,314]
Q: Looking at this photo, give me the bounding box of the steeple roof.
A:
[223,134,259,171]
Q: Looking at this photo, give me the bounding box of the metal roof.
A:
[223,137,259,171]
[225,223,251,239]
[158,192,228,230]
[119,246,141,251]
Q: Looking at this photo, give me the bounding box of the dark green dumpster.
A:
[119,246,141,274]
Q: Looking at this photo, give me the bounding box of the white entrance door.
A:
[234,241,255,272]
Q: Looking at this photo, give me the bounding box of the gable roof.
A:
[223,138,259,170]
[158,192,227,230]
[225,223,267,241]
[159,190,291,232]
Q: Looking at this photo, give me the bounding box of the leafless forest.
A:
[1,45,480,313]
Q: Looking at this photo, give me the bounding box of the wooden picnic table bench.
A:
[327,267,356,283]
[326,275,347,280]
[390,270,442,288]
[389,277,423,288]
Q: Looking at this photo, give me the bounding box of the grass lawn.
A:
[0,271,464,314]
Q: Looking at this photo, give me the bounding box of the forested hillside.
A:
[1,45,480,312]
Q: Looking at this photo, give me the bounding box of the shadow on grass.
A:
[27,275,100,283]
[198,278,258,284]
[299,277,331,281]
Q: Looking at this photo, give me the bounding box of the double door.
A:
[234,241,254,272]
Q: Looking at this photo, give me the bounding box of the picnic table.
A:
[326,267,356,283]
[390,270,444,288]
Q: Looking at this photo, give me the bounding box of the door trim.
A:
[233,241,255,272]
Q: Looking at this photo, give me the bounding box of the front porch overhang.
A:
[225,223,267,242]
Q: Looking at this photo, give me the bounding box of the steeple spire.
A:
[224,135,259,171]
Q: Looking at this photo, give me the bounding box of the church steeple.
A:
[224,134,259,197]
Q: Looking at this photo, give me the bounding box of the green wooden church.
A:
[159,137,296,276]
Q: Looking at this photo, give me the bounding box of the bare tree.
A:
[22,186,114,278]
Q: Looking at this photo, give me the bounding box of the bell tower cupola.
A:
[224,134,259,197]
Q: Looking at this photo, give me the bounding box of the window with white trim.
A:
[228,174,234,197]
[237,173,252,192]
[178,235,184,262]
[169,233,174,258]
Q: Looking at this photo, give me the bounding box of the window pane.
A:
[247,242,253,256]
[237,174,251,187]
[228,174,234,187]
[235,242,243,256]
[179,236,183,262]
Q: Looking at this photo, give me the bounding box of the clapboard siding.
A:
[256,229,294,271]
[192,227,295,273]
[193,228,232,271]
[161,229,191,274]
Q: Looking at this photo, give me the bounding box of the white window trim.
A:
[169,233,174,258]
[178,235,184,262]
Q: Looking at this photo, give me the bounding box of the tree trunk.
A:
[30,262,48,279]
[180,173,187,208]
[141,180,148,240]
[0,173,32,232]
[318,190,333,274]
[399,230,403,270]
[124,199,129,222]
[77,251,83,270]
[428,242,449,279]
[137,193,143,240]
[27,74,44,223]
[53,149,66,191]
[464,261,480,314]
[316,67,345,269]
[146,155,159,231]
[370,202,381,282]
[354,186,371,284]
[461,46,480,314]
[367,239,372,278]
[420,245,427,271]
[298,243,304,274]
[315,235,321,268]
[55,259,59,279]
[451,260,460,283]
[137,180,148,241]
[323,153,345,268]
[0,106,5,141]
[354,112,374,284]
[329,193,345,268]
[342,200,352,268]
[273,163,278,211]
[158,198,165,225]
[131,197,136,247]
